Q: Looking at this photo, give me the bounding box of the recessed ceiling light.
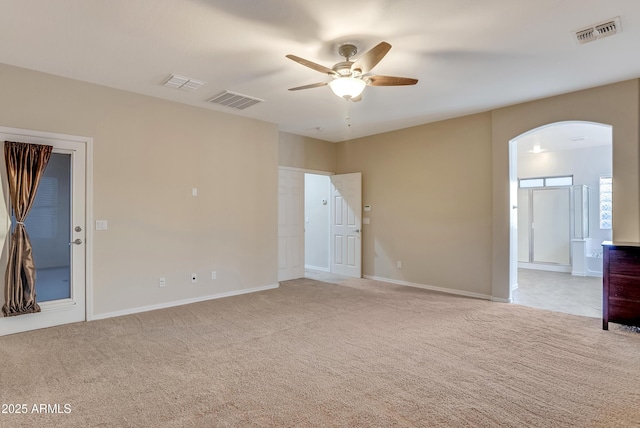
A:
[530,144,543,154]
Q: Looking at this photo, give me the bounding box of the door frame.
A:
[0,126,93,333]
[508,120,613,300]
[277,167,363,279]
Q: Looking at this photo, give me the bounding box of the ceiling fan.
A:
[286,41,418,102]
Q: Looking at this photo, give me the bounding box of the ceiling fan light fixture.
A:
[286,41,417,99]
[329,77,366,99]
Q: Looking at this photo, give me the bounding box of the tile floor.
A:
[512,269,602,318]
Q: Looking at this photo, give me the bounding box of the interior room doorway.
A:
[304,172,362,278]
[509,121,612,317]
[277,168,362,282]
[304,173,331,274]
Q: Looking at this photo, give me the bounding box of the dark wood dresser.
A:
[602,241,640,330]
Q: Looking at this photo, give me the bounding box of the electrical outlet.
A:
[397,261,402,269]
[159,277,166,287]
[191,273,197,284]
[211,271,217,280]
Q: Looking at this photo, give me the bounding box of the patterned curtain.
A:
[2,141,52,317]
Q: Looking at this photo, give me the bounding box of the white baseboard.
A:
[305,265,330,272]
[92,283,279,321]
[363,275,493,301]
[518,262,571,273]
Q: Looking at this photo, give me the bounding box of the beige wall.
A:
[336,113,494,297]
[0,63,279,317]
[278,132,336,172]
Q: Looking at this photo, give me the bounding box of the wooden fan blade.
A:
[286,54,336,75]
[288,82,328,91]
[351,42,391,74]
[367,75,418,86]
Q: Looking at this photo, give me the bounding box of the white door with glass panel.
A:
[330,173,362,277]
[0,128,87,336]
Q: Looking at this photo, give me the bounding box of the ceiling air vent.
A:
[207,91,264,110]
[163,74,206,91]
[573,17,621,44]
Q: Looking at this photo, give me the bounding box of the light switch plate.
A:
[95,220,108,230]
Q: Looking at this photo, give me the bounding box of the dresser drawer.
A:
[608,248,640,275]
[608,298,640,327]
[608,275,640,300]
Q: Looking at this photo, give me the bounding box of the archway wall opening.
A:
[491,79,640,301]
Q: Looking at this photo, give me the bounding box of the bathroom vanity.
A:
[602,241,640,330]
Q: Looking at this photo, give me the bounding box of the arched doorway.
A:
[508,121,612,316]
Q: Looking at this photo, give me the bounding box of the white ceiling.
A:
[1,0,639,142]
[515,122,612,153]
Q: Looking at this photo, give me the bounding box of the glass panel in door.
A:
[24,153,71,302]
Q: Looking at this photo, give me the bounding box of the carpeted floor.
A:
[0,276,639,427]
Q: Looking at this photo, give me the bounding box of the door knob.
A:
[69,239,82,245]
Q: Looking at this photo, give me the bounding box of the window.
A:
[519,178,544,188]
[519,175,573,188]
[599,175,612,230]
[545,176,573,187]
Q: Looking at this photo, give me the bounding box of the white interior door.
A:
[278,169,305,281]
[0,128,87,336]
[330,173,362,277]
[532,188,570,265]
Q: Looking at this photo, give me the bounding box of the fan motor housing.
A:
[332,61,354,76]
[338,44,358,58]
